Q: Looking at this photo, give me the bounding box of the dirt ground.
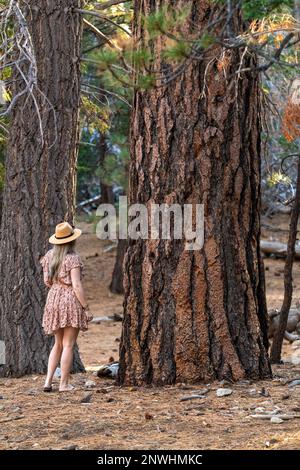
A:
[1,216,300,450]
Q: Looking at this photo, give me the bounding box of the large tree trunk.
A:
[118,0,271,385]
[0,0,84,377]
[110,239,127,294]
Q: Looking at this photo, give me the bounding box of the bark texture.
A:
[110,239,127,294]
[0,0,84,376]
[118,0,271,385]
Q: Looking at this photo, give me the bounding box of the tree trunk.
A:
[270,155,300,363]
[0,0,84,377]
[118,0,271,385]
[110,239,127,294]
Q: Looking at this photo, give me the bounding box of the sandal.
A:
[43,385,53,392]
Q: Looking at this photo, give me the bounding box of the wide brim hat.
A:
[49,221,82,245]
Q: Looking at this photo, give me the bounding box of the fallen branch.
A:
[0,415,24,424]
[260,240,300,259]
[76,194,101,209]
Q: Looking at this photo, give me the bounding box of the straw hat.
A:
[49,222,82,245]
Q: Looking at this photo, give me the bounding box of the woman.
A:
[40,221,93,392]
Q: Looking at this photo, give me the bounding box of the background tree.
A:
[118,0,272,385]
[0,0,84,376]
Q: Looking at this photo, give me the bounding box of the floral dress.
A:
[40,249,88,335]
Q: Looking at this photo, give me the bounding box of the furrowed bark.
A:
[0,0,84,376]
[118,0,271,385]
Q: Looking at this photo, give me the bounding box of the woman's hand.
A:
[84,308,93,322]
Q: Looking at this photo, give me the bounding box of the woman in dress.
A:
[40,222,93,392]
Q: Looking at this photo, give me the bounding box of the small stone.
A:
[259,387,270,397]
[11,406,22,413]
[266,438,279,447]
[26,389,38,396]
[254,407,265,413]
[84,380,96,388]
[281,394,290,400]
[63,445,78,450]
[80,393,93,404]
[237,379,252,386]
[270,416,284,424]
[216,388,233,397]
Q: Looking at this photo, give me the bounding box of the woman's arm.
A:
[70,267,87,307]
[44,273,52,288]
[70,267,93,321]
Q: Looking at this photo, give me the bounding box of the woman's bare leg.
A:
[59,326,79,391]
[44,329,63,388]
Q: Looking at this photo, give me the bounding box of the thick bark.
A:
[270,155,300,363]
[0,1,84,376]
[110,239,127,294]
[118,0,271,385]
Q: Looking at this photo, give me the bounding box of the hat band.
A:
[55,230,74,240]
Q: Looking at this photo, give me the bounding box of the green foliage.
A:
[81,96,110,134]
[213,0,293,19]
[136,74,155,89]
[162,40,191,61]
[97,146,129,190]
[242,0,293,20]
[143,4,191,39]
[124,48,152,70]
[195,33,216,49]
[97,49,119,69]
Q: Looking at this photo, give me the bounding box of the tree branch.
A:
[93,0,131,10]
[82,18,118,49]
[76,8,132,36]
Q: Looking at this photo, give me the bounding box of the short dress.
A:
[40,249,88,335]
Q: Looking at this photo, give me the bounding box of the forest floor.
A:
[1,215,300,450]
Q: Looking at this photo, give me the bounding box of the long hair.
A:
[48,240,76,282]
